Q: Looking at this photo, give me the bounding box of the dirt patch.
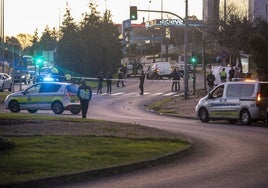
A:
[0,120,186,140]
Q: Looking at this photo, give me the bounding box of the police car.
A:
[5,82,81,114]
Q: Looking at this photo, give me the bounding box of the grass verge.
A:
[0,136,187,185]
[0,113,190,185]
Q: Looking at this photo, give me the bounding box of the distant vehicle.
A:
[177,55,193,73]
[177,63,193,73]
[0,73,12,92]
[27,66,36,80]
[146,62,172,79]
[9,69,31,84]
[5,82,81,114]
[195,80,268,125]
[121,58,143,77]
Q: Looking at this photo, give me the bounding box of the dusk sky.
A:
[4,0,203,37]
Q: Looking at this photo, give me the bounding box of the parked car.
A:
[146,62,172,79]
[10,69,31,84]
[5,82,81,114]
[0,73,12,92]
[195,80,268,125]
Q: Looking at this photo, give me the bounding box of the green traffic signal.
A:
[130,6,138,20]
[35,56,44,66]
[190,56,197,64]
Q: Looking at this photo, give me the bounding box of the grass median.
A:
[0,113,190,185]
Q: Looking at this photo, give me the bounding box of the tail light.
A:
[256,92,261,106]
[64,90,76,97]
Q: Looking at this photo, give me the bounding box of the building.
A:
[0,0,3,41]
[203,0,219,22]
[249,0,268,22]
[203,0,268,23]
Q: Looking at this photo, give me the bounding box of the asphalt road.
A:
[3,75,268,188]
[57,77,268,188]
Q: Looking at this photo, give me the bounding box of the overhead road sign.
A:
[146,19,203,28]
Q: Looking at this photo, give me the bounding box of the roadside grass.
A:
[147,97,173,112]
[0,113,190,185]
[0,135,187,185]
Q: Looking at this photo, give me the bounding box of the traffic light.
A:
[190,56,197,65]
[35,56,44,67]
[130,6,138,20]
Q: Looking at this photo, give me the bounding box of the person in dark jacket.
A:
[106,71,113,94]
[207,70,216,92]
[171,68,181,92]
[139,70,145,95]
[97,71,104,94]
[117,69,125,87]
[77,79,92,118]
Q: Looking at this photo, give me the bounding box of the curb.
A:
[2,145,192,188]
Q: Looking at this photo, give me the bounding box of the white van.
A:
[146,62,172,79]
[195,80,268,125]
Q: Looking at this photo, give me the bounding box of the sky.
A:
[4,0,203,37]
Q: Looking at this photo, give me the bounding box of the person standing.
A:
[219,67,227,83]
[207,70,216,92]
[77,79,92,119]
[117,69,125,87]
[228,66,235,81]
[106,71,113,94]
[171,68,180,92]
[139,70,145,95]
[97,71,104,94]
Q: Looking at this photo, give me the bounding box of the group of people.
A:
[77,70,146,119]
[171,68,182,92]
[206,66,237,91]
[96,71,113,94]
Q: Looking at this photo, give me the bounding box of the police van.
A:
[195,80,268,125]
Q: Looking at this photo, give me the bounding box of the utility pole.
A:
[184,0,189,99]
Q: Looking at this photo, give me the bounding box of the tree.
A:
[207,3,253,70]
[56,2,123,77]
[249,20,268,81]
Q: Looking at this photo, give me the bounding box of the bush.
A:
[0,136,15,151]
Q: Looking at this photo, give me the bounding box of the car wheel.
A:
[70,108,81,115]
[52,101,64,114]
[198,107,209,123]
[9,100,21,113]
[240,109,251,125]
[27,109,38,113]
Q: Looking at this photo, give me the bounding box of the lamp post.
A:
[184,0,189,99]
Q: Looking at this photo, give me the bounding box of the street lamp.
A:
[184,0,189,100]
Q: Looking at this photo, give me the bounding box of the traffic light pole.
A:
[137,7,188,99]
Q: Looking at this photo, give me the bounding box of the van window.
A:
[226,84,254,97]
[240,84,254,97]
[226,84,242,97]
[212,85,224,98]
